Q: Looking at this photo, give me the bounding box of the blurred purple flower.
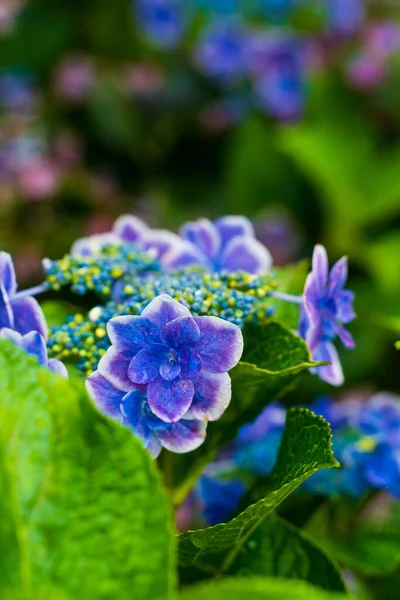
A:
[326,0,364,35]
[87,372,206,457]
[365,22,400,60]
[0,252,47,338]
[54,56,95,102]
[1,327,67,377]
[95,294,243,423]
[135,0,188,48]
[166,215,272,274]
[249,33,306,121]
[299,244,355,386]
[195,20,250,81]
[346,54,386,90]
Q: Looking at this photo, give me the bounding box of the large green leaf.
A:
[225,516,346,592]
[173,322,323,505]
[178,408,339,576]
[179,577,348,600]
[0,340,175,600]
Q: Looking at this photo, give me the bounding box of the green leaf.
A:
[0,340,175,600]
[224,516,346,592]
[179,577,348,600]
[178,408,339,576]
[173,322,323,505]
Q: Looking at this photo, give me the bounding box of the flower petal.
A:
[336,290,356,324]
[120,390,152,441]
[333,322,355,350]
[163,242,209,271]
[141,294,191,328]
[184,371,231,421]
[0,285,15,329]
[161,316,200,349]
[157,419,207,453]
[128,348,164,384]
[311,341,344,387]
[215,215,254,245]
[180,218,221,259]
[71,233,118,257]
[113,214,148,244]
[179,348,202,379]
[147,377,194,422]
[11,296,47,339]
[48,358,69,378]
[194,316,243,372]
[143,229,183,260]
[98,347,136,392]
[145,435,163,458]
[310,244,329,296]
[328,256,348,296]
[159,361,181,381]
[86,371,125,421]
[221,236,272,274]
[0,327,21,345]
[107,315,161,356]
[0,252,17,296]
[22,331,47,366]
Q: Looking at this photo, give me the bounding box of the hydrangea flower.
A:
[166,216,272,274]
[1,328,68,377]
[0,252,47,338]
[86,372,206,457]
[299,244,355,386]
[134,0,188,48]
[307,393,400,497]
[86,294,243,456]
[72,214,184,268]
[326,0,364,35]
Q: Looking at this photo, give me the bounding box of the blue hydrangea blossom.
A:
[0,252,47,338]
[1,328,68,377]
[299,244,356,386]
[87,294,243,456]
[166,215,272,274]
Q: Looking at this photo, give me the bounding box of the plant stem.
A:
[13,284,47,300]
[270,290,303,304]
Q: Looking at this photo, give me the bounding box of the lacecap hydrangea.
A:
[86,294,243,457]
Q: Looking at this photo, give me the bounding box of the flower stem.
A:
[270,290,303,304]
[13,284,47,300]
[159,450,174,492]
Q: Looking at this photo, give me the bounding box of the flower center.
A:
[159,348,181,381]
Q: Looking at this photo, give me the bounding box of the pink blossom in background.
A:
[54,56,95,102]
[346,54,386,90]
[122,63,165,99]
[18,158,60,200]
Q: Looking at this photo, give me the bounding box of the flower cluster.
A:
[306,393,400,498]
[48,268,274,374]
[86,294,243,456]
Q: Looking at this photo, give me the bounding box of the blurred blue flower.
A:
[135,0,188,48]
[326,0,364,35]
[91,293,243,424]
[87,372,206,457]
[0,71,37,113]
[0,252,47,339]
[166,215,272,274]
[299,244,355,386]
[198,468,246,525]
[194,20,250,81]
[249,33,306,121]
[1,328,68,378]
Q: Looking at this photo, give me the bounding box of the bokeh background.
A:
[1,0,400,399]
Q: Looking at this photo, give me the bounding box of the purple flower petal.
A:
[128,347,165,384]
[336,290,356,324]
[22,331,47,366]
[215,215,254,245]
[143,229,184,261]
[107,315,161,356]
[0,285,15,329]
[113,214,148,244]
[98,347,136,392]
[147,377,194,422]
[157,419,207,453]
[48,358,68,378]
[11,296,47,339]
[328,256,348,296]
[311,341,344,387]
[179,348,202,378]
[86,371,125,421]
[333,322,355,350]
[159,360,181,381]
[71,233,118,257]
[221,236,272,274]
[144,435,163,458]
[0,252,17,296]
[0,327,21,345]
[184,371,231,421]
[163,242,209,271]
[161,316,200,349]
[141,294,192,328]
[310,244,329,297]
[120,390,153,442]
[194,316,243,373]
[180,218,221,259]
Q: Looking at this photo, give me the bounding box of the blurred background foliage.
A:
[1,0,400,403]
